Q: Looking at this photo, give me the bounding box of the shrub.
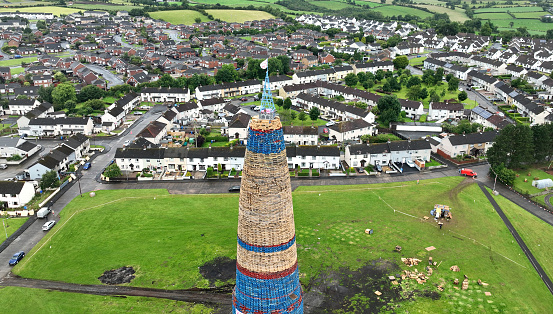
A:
[141,173,153,177]
[206,166,214,178]
[6,154,22,161]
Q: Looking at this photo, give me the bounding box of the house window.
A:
[301,162,305,167]
[200,158,204,162]
[214,157,218,161]
[146,160,150,162]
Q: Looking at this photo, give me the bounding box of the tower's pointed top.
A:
[259,69,276,120]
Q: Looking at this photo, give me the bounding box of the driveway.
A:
[87,64,124,88]
[0,139,63,181]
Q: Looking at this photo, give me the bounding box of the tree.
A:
[275,98,283,108]
[365,79,375,90]
[283,97,292,110]
[547,29,553,40]
[406,76,421,88]
[344,73,359,87]
[458,91,468,102]
[53,71,67,83]
[104,163,122,178]
[487,124,534,169]
[393,55,409,69]
[448,77,460,91]
[298,111,307,125]
[85,99,106,111]
[195,17,201,23]
[531,124,553,163]
[429,90,440,102]
[290,111,297,121]
[406,85,422,101]
[38,86,54,103]
[77,85,104,102]
[422,70,436,85]
[490,163,516,186]
[434,68,444,82]
[357,72,367,84]
[419,87,428,100]
[445,73,454,82]
[64,100,76,112]
[40,170,59,191]
[215,64,237,83]
[309,107,320,121]
[377,95,401,125]
[51,83,76,106]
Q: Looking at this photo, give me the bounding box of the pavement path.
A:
[545,194,553,210]
[479,183,553,296]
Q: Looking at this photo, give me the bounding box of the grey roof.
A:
[447,131,499,146]
[0,181,26,194]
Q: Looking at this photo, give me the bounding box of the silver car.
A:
[42,220,56,231]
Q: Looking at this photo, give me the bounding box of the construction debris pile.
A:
[401,257,422,267]
[401,268,432,284]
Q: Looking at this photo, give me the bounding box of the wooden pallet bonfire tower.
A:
[232,63,303,313]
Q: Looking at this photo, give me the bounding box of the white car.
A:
[124,140,131,147]
[325,121,336,127]
[224,98,232,102]
[405,160,415,168]
[42,220,56,231]
[0,163,7,169]
[253,106,261,111]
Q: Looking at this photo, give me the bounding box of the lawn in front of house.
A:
[0,57,37,67]
[11,178,553,313]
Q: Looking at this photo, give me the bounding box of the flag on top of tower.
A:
[260,58,268,69]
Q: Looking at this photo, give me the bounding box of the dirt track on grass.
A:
[0,275,233,306]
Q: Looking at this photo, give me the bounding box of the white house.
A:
[0,138,40,159]
[21,117,94,137]
[140,87,190,103]
[428,102,464,121]
[328,119,376,142]
[0,181,35,208]
[8,99,41,115]
[345,139,431,168]
[137,121,167,144]
[286,145,340,169]
[437,131,499,158]
[283,125,319,145]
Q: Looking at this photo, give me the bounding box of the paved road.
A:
[87,64,124,88]
[114,35,133,49]
[0,40,10,59]
[479,184,553,295]
[546,194,553,210]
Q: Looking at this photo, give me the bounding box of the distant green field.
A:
[415,4,468,22]
[475,6,543,13]
[0,6,81,15]
[149,10,210,25]
[70,4,142,11]
[373,5,433,18]
[513,11,547,18]
[205,9,275,22]
[475,12,513,20]
[311,0,358,10]
[494,19,549,34]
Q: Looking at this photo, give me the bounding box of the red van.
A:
[459,168,477,178]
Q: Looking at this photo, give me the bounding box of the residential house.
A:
[0,181,35,208]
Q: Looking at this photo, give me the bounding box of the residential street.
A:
[87,64,124,88]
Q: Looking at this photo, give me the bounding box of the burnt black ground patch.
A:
[304,258,441,313]
[98,266,135,285]
[199,256,236,286]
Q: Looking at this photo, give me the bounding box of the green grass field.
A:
[373,5,433,18]
[69,4,142,11]
[0,218,28,244]
[205,9,274,23]
[475,6,543,13]
[149,10,211,25]
[409,56,427,66]
[513,11,548,18]
[415,4,469,22]
[311,0,358,10]
[10,67,24,75]
[0,57,36,67]
[475,12,513,20]
[490,189,553,282]
[0,6,82,15]
[512,168,553,195]
[12,177,553,312]
[0,286,214,313]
